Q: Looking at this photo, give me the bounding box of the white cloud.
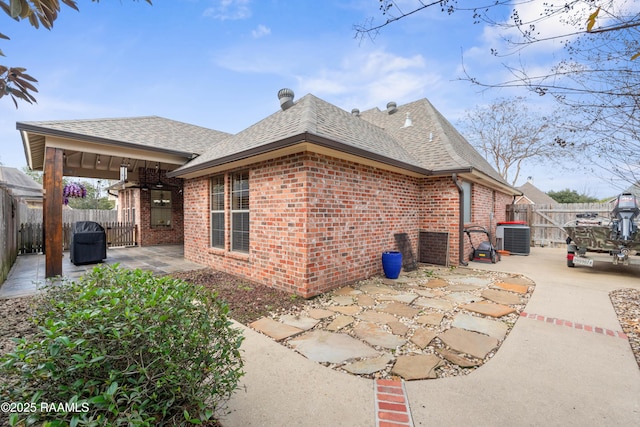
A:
[297,50,440,111]
[251,24,271,39]
[203,0,251,21]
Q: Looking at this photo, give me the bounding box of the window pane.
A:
[230,171,249,253]
[462,182,472,223]
[233,172,249,192]
[232,172,249,210]
[211,175,225,211]
[151,190,172,228]
[231,212,249,252]
[211,212,224,248]
[232,191,249,210]
[210,175,226,248]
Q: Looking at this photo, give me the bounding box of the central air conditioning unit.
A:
[496,222,531,255]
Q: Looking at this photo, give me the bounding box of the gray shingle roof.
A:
[18,116,231,156]
[174,94,511,190]
[18,94,512,193]
[517,181,558,205]
[177,94,423,173]
[358,99,508,184]
[0,166,43,199]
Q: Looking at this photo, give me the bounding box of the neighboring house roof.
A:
[18,116,232,169]
[516,181,557,205]
[170,93,515,194]
[0,166,43,200]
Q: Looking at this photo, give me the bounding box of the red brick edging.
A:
[375,379,414,427]
[520,312,628,339]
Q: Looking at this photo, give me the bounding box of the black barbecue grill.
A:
[70,221,107,265]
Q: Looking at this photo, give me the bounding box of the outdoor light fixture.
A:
[97,154,101,165]
[120,162,128,182]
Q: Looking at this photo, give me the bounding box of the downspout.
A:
[453,174,468,266]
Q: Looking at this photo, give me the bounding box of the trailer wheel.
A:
[567,244,576,268]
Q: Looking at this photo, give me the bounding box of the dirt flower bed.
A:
[170,269,304,324]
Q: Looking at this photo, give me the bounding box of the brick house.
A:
[18,90,519,296]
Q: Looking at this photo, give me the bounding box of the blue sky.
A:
[0,0,622,197]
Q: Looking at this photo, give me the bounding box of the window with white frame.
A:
[231,171,249,252]
[210,175,225,249]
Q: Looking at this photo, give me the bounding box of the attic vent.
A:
[278,88,295,111]
[351,108,360,116]
[386,101,397,114]
[403,112,412,128]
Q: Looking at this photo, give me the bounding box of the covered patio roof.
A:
[16,116,231,278]
[17,116,231,181]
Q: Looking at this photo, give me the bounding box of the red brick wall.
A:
[304,154,421,296]
[183,152,422,297]
[137,168,184,247]
[420,177,461,266]
[182,152,514,297]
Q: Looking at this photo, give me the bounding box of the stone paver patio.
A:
[249,264,534,381]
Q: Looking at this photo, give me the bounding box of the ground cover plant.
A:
[0,265,244,426]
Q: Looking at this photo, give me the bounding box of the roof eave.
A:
[468,169,521,196]
[168,132,433,178]
[16,122,198,160]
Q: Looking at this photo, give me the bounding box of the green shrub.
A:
[0,265,244,426]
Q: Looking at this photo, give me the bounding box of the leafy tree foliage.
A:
[547,188,600,203]
[1,0,152,107]
[21,165,41,183]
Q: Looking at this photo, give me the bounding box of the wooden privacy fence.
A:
[506,202,612,247]
[17,206,118,224]
[18,222,137,254]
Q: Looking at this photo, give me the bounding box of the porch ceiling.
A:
[20,131,193,181]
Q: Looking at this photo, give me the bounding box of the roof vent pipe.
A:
[403,112,412,127]
[387,101,397,114]
[278,88,295,111]
[351,108,360,116]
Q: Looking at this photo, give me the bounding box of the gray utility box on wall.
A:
[496,222,530,255]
